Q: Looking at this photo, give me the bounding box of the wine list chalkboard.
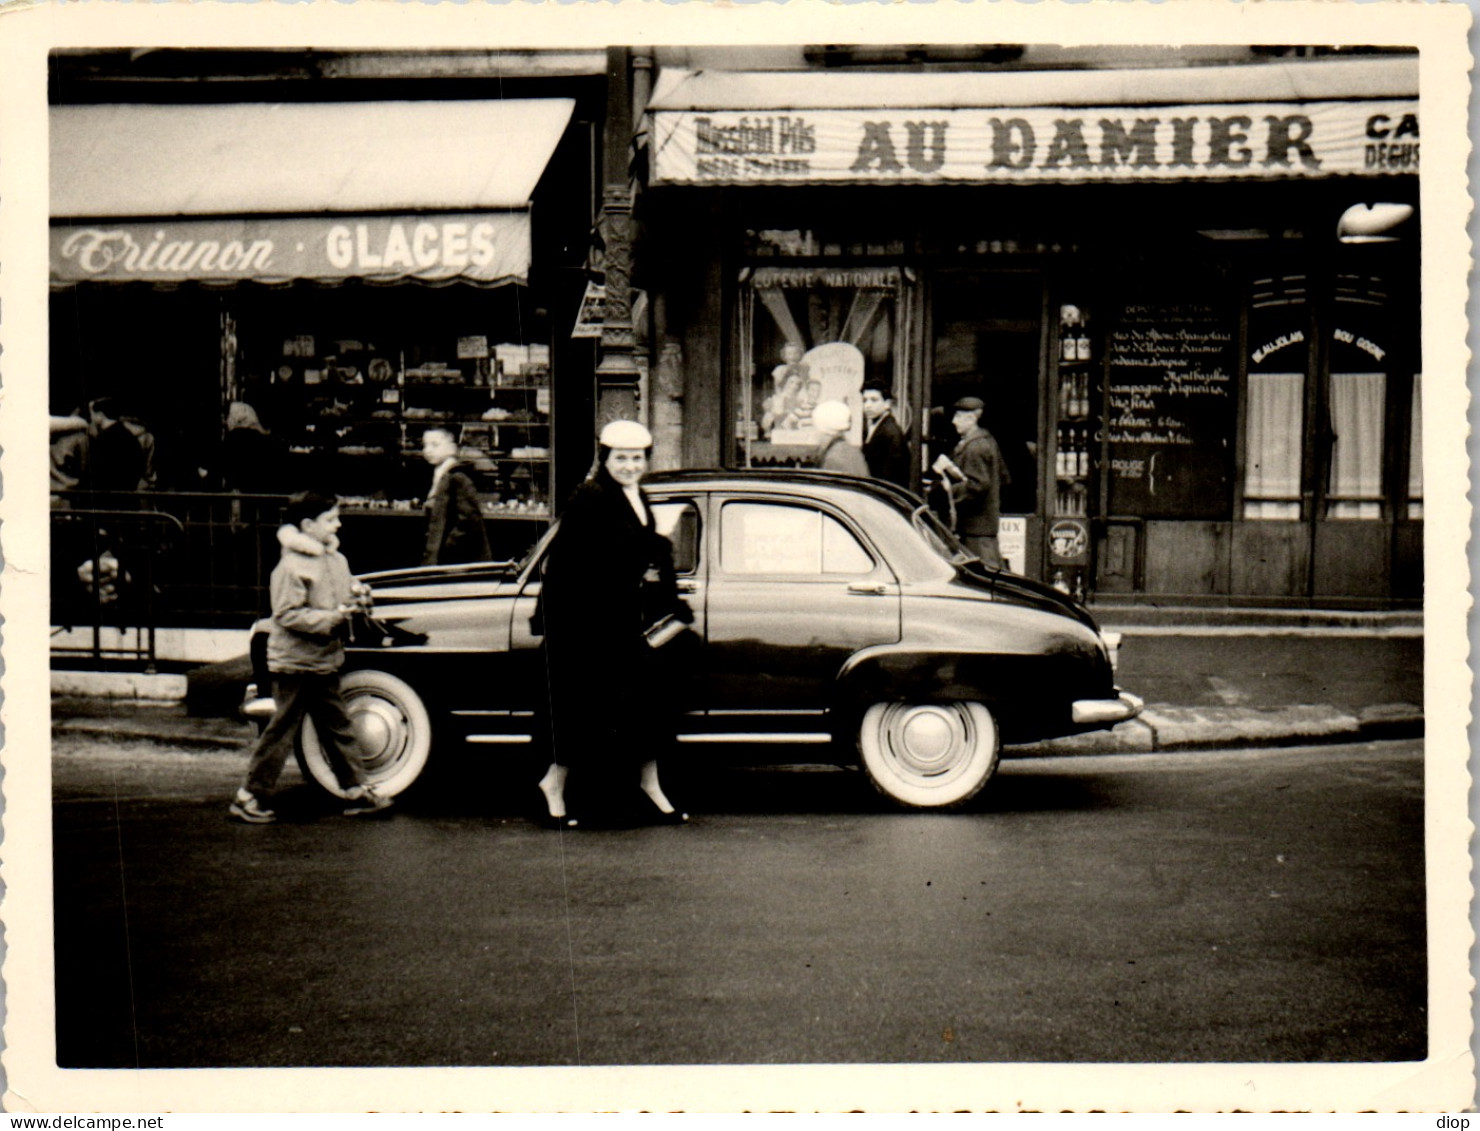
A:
[1104,298,1237,519]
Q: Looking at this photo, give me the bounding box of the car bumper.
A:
[1071,689,1144,726]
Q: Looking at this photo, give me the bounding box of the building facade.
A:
[619,45,1420,609]
[48,50,606,635]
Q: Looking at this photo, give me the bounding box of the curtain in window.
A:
[1328,372,1386,519]
[1408,373,1423,518]
[1244,372,1304,520]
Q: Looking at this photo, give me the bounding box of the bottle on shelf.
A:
[1051,568,1070,595]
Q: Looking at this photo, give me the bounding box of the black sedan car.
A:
[245,470,1141,809]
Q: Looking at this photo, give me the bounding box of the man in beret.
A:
[861,382,911,490]
[934,395,1011,570]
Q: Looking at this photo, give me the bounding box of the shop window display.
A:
[239,285,554,520]
[735,266,905,471]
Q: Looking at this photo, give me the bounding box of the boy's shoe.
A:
[343,784,394,816]
[229,789,276,824]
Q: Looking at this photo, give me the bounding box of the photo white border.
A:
[1,0,1471,1112]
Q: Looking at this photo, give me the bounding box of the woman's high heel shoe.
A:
[535,812,579,830]
[649,806,689,826]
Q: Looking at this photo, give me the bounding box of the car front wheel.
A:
[296,669,433,799]
[857,701,1000,809]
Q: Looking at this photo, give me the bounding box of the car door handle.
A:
[676,580,699,594]
[847,581,890,596]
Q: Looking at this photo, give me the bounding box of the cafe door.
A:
[925,269,1046,577]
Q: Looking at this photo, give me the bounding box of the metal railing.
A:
[50,507,187,669]
[52,491,291,638]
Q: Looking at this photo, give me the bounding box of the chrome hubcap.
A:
[349,695,410,773]
[888,705,969,778]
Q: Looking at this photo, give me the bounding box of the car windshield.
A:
[910,504,975,566]
[515,524,559,578]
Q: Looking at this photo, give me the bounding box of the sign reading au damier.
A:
[651,100,1418,184]
[1105,290,1239,519]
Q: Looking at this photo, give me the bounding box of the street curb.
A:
[51,670,188,701]
[1013,703,1423,758]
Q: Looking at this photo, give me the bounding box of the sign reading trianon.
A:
[651,100,1418,184]
[51,212,532,285]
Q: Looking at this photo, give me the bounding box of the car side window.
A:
[652,501,700,575]
[719,501,873,576]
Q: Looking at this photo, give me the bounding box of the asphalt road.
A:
[52,735,1426,1068]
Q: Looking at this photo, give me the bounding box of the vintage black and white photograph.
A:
[1,0,1473,1114]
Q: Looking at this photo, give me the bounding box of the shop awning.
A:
[647,57,1419,186]
[648,57,1417,112]
[50,99,575,286]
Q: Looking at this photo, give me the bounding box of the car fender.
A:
[833,643,1108,744]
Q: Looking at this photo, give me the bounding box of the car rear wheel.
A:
[296,669,433,799]
[857,701,1000,809]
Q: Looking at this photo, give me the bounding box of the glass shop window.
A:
[1326,285,1393,521]
[1243,280,1309,520]
[1244,373,1305,520]
[1326,372,1386,519]
[734,266,907,471]
[719,502,873,576]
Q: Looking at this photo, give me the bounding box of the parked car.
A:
[243,470,1141,809]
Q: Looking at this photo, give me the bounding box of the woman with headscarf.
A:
[221,401,279,495]
[533,419,693,829]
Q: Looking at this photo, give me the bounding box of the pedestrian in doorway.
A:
[534,419,694,829]
[861,381,911,489]
[421,427,492,565]
[813,400,869,476]
[934,395,1011,570]
[229,490,391,824]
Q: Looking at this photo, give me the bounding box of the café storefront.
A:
[50,98,594,630]
[641,55,1421,608]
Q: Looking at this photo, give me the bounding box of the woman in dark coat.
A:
[535,419,693,828]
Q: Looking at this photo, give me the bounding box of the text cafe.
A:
[49,98,596,623]
[641,54,1420,608]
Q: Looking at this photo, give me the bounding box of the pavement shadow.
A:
[297,750,1125,823]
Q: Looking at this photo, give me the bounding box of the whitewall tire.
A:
[857,701,1000,809]
[296,669,433,799]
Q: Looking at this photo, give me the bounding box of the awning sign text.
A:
[653,100,1418,185]
[51,212,532,286]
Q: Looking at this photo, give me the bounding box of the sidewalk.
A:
[51,620,1424,757]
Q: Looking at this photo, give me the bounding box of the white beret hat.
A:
[812,400,852,434]
[599,419,653,449]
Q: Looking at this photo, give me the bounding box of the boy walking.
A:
[230,490,392,823]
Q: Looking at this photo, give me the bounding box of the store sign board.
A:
[50,212,532,285]
[652,100,1418,184]
[1048,518,1090,566]
[571,281,606,338]
[997,516,1026,576]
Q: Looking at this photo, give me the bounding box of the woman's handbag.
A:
[643,613,688,649]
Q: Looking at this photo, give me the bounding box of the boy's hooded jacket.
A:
[266,524,357,674]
